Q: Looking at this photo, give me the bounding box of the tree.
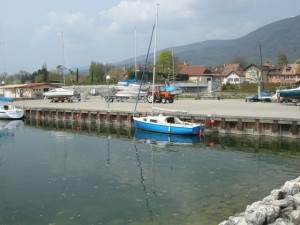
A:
[277,53,288,66]
[157,50,172,74]
[89,61,105,83]
[156,50,181,82]
[31,64,49,83]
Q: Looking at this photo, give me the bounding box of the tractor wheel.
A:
[147,94,155,103]
[168,97,174,103]
[161,97,167,104]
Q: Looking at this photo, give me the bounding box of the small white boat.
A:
[0,104,24,119]
[115,91,147,98]
[43,88,80,97]
[43,88,81,102]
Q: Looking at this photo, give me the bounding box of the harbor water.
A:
[0,119,299,225]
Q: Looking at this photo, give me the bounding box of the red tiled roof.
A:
[24,82,59,88]
[178,65,211,76]
[222,63,241,75]
[224,70,245,77]
[282,64,300,75]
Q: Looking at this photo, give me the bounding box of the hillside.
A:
[118,14,300,67]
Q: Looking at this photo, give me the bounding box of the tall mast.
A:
[61,32,66,86]
[134,27,137,80]
[151,3,159,114]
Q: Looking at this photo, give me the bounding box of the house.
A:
[244,64,263,83]
[178,64,221,92]
[243,63,273,84]
[222,70,245,84]
[266,66,282,84]
[280,64,300,84]
[221,63,242,76]
[220,64,245,84]
[2,82,60,99]
[178,64,212,83]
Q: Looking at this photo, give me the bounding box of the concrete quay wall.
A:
[16,97,300,138]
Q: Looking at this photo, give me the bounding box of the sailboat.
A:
[133,4,205,136]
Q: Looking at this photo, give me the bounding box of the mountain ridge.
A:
[117,14,300,67]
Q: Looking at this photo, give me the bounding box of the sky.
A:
[0,0,300,75]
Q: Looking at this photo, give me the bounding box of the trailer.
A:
[50,96,81,103]
[104,95,147,103]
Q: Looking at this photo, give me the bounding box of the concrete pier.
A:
[15,97,300,138]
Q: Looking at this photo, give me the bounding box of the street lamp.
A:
[1,81,5,97]
[106,75,111,110]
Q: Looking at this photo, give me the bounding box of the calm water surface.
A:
[0,119,299,225]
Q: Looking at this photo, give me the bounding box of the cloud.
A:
[98,0,154,34]
[33,11,95,42]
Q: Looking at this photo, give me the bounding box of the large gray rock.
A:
[270,218,295,225]
[271,189,285,200]
[283,209,300,224]
[271,195,294,208]
[281,180,300,196]
[294,193,300,207]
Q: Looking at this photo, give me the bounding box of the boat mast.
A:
[151,3,159,115]
[172,46,175,83]
[134,27,137,80]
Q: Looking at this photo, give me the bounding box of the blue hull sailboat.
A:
[134,114,205,135]
[133,4,205,136]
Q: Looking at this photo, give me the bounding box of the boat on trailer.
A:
[43,88,81,102]
[277,87,300,105]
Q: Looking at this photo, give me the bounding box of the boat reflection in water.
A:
[134,128,204,147]
[0,120,24,138]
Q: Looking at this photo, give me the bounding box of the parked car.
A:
[245,95,260,102]
[245,95,272,102]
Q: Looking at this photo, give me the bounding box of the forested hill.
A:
[118,14,300,67]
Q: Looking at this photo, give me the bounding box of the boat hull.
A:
[133,116,204,135]
[278,87,300,99]
[0,104,24,119]
[43,88,80,98]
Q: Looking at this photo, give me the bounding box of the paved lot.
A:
[14,96,300,121]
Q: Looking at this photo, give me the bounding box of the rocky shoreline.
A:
[219,176,300,225]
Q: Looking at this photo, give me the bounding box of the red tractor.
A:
[146,85,174,104]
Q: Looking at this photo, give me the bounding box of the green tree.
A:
[32,64,49,82]
[89,61,105,83]
[277,53,289,66]
[156,50,182,82]
[48,71,62,82]
[157,50,172,75]
[34,74,44,83]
